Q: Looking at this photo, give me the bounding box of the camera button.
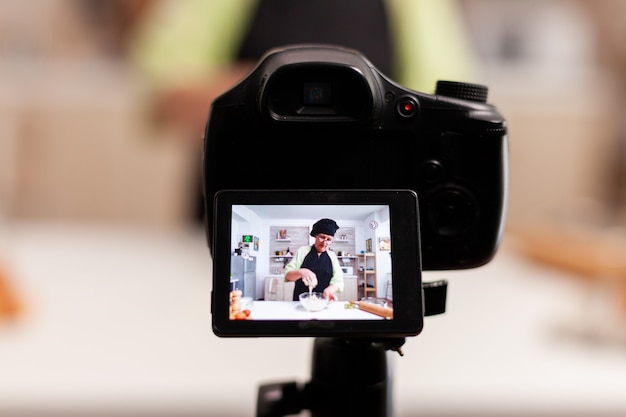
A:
[427,188,476,238]
[396,97,418,118]
[421,160,444,183]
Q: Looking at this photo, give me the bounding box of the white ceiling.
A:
[240,204,386,221]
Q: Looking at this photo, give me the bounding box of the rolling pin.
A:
[350,300,393,319]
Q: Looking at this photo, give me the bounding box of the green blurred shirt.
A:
[129,0,476,93]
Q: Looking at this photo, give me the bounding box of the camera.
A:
[203,44,508,271]
[204,44,508,338]
[203,45,508,414]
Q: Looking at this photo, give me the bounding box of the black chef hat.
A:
[310,218,340,237]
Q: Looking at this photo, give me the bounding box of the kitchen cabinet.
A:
[264,276,294,301]
[284,281,295,300]
[264,276,283,301]
[339,275,358,302]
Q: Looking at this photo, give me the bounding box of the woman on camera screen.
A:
[284,218,344,302]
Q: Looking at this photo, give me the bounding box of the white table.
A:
[2,221,626,417]
[247,300,385,320]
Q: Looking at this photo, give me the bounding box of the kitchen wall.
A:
[268,225,309,275]
[462,0,626,230]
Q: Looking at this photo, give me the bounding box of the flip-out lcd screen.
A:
[211,190,423,338]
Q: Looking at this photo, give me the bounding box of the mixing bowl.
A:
[299,292,329,312]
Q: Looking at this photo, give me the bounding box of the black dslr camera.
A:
[204,44,508,270]
[203,44,508,415]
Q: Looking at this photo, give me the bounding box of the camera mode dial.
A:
[435,81,488,103]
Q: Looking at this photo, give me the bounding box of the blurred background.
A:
[1,0,626,416]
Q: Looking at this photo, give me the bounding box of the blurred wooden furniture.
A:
[510,222,626,313]
[0,63,193,228]
[0,263,21,321]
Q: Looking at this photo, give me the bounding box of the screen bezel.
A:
[211,189,423,338]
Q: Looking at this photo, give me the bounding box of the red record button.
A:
[396,97,418,118]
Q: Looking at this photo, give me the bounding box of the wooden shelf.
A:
[357,252,377,298]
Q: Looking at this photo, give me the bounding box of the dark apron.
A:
[293,246,333,301]
[237,0,394,77]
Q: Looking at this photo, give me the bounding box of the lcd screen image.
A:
[210,190,422,338]
[227,203,393,321]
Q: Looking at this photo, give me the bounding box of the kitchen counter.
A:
[248,300,385,320]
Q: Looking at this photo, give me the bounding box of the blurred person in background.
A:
[126,0,477,222]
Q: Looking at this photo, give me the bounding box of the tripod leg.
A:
[307,338,392,417]
[256,337,396,417]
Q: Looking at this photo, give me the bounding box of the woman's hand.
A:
[299,268,318,288]
[323,285,339,302]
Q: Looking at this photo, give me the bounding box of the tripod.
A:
[257,337,404,417]
[256,280,448,417]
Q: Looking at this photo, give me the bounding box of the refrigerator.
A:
[231,255,257,298]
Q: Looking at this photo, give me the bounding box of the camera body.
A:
[203,44,508,270]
